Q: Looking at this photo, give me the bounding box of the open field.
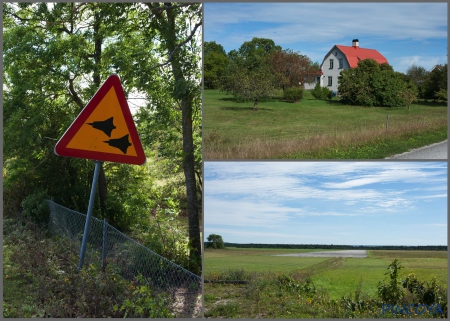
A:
[204,248,447,318]
[203,89,447,159]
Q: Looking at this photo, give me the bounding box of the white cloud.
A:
[205,3,447,44]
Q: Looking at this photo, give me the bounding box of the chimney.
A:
[352,39,359,48]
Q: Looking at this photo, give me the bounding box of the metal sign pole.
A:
[78,160,102,271]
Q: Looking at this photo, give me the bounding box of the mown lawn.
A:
[203,89,447,159]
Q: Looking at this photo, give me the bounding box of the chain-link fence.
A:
[46,200,202,317]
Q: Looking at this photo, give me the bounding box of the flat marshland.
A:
[203,90,447,159]
[204,248,447,318]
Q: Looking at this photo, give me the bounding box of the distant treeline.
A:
[218,243,447,251]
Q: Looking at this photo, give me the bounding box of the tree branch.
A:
[67,78,85,109]
[147,20,202,72]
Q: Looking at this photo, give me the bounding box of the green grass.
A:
[204,89,447,159]
[205,248,342,275]
[204,247,448,317]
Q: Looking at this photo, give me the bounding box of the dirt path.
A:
[272,250,367,258]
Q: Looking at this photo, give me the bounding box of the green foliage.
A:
[311,83,333,100]
[206,234,225,249]
[220,37,282,107]
[3,3,202,273]
[113,275,173,318]
[283,87,304,102]
[204,41,229,89]
[338,59,408,107]
[277,274,317,297]
[422,64,447,101]
[234,37,281,72]
[3,217,174,318]
[377,259,405,303]
[204,259,448,318]
[136,196,191,268]
[221,63,276,106]
[435,88,448,101]
[20,190,50,225]
[405,64,429,98]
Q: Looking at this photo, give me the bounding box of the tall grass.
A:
[205,117,446,159]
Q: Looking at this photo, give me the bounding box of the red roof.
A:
[335,45,388,68]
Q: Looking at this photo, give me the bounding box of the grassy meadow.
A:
[203,89,447,159]
[204,248,448,318]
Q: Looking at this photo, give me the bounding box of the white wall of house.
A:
[320,46,351,92]
[303,76,321,90]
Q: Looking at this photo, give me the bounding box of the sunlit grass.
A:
[204,89,447,159]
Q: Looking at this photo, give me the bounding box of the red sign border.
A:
[54,74,146,165]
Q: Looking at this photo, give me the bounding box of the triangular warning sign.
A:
[55,74,146,165]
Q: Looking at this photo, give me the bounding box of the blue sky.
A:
[204,162,447,246]
[204,3,447,73]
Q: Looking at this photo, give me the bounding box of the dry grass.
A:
[204,117,447,159]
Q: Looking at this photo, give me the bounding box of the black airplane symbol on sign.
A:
[87,117,116,137]
[103,134,132,154]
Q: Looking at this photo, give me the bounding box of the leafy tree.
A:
[221,63,275,110]
[3,3,132,225]
[338,59,408,107]
[234,37,281,71]
[125,3,203,274]
[398,83,418,111]
[404,64,428,98]
[204,41,229,89]
[3,3,202,274]
[269,49,318,92]
[221,37,281,110]
[422,64,447,101]
[206,234,225,249]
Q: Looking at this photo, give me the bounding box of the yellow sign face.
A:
[54,74,146,165]
[66,87,138,156]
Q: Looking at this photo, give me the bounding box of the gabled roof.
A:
[335,45,389,68]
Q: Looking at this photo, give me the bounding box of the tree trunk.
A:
[181,97,201,275]
[159,4,202,274]
[253,98,258,111]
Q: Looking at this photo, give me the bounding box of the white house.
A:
[304,39,389,92]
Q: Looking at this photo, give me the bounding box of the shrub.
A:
[113,274,173,318]
[377,259,405,304]
[20,190,50,225]
[338,59,408,107]
[284,87,304,102]
[311,83,333,100]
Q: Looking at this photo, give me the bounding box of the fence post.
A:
[386,115,390,130]
[102,219,108,270]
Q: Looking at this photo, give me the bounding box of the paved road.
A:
[385,140,447,160]
[272,250,368,258]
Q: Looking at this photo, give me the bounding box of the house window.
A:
[316,76,320,84]
[329,59,334,69]
[339,58,343,69]
[328,76,332,86]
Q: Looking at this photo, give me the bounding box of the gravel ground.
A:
[272,250,368,258]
